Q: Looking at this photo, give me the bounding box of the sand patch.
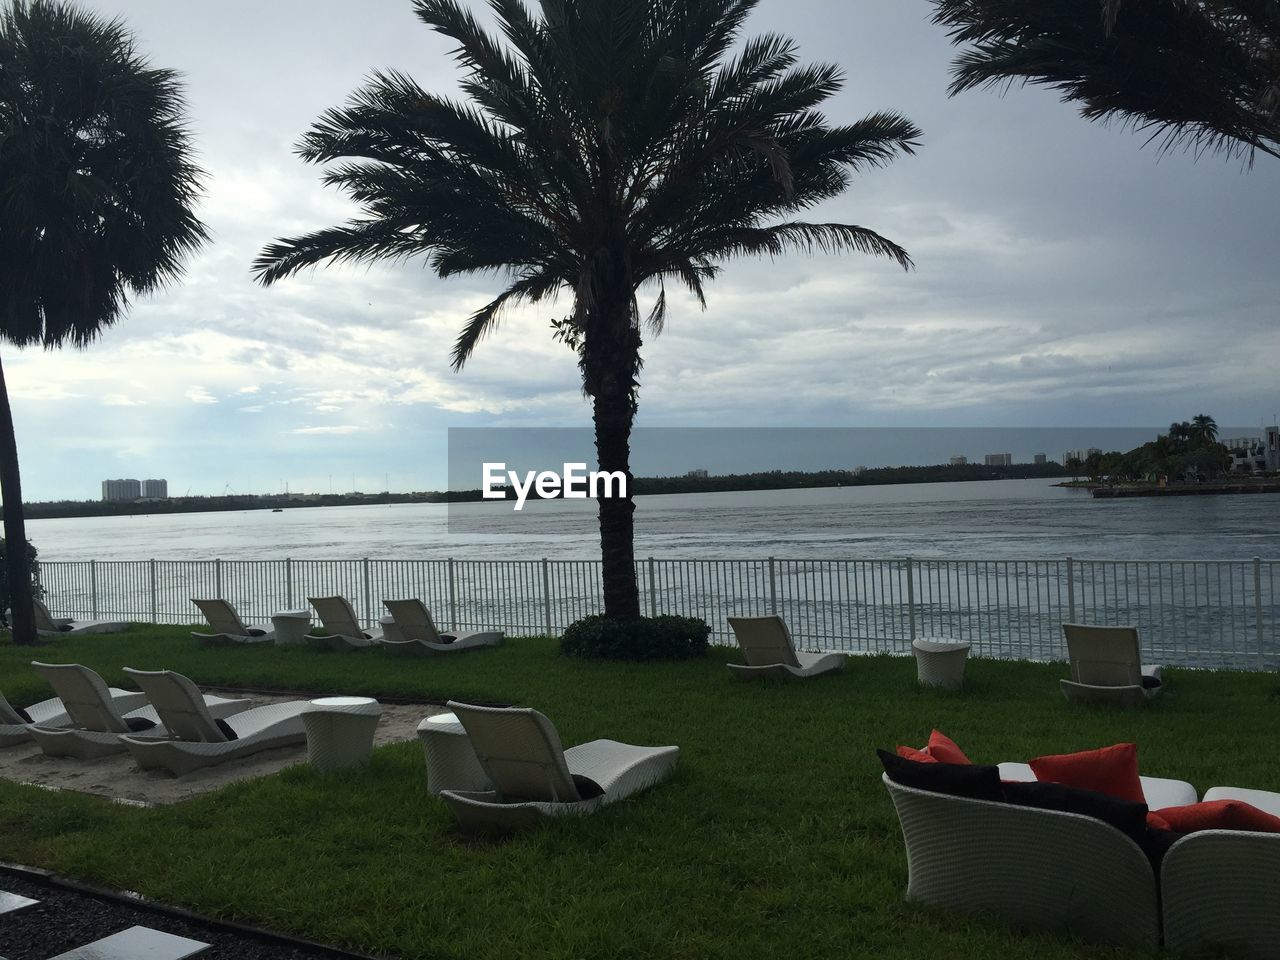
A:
[0,695,447,806]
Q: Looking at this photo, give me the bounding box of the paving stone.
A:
[45,925,210,960]
[0,890,38,915]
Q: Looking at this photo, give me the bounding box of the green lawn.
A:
[1,626,1278,959]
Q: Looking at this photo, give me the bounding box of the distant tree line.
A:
[1065,414,1232,484]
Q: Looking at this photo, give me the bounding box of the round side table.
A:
[912,639,972,690]
[379,615,404,645]
[271,610,312,647]
[303,696,382,771]
[417,712,491,794]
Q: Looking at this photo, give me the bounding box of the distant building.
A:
[1268,427,1280,471]
[984,453,1013,467]
[142,478,168,499]
[949,455,967,466]
[101,478,141,501]
[1033,453,1047,465]
[685,469,709,479]
[1063,447,1102,464]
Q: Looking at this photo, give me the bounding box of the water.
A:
[27,478,1280,562]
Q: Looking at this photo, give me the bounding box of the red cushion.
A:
[927,730,970,765]
[1029,743,1144,804]
[895,745,937,763]
[1155,800,1280,834]
[1146,812,1172,831]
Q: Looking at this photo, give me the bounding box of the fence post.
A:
[1066,556,1076,624]
[214,558,222,600]
[90,560,98,620]
[285,558,293,609]
[149,559,157,623]
[905,557,916,642]
[647,557,658,618]
[362,557,372,630]
[1254,556,1265,671]
[541,558,553,636]
[768,557,778,614]
[448,558,458,632]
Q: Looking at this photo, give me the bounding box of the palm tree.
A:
[1191,413,1219,445]
[254,0,920,619]
[0,0,207,643]
[930,0,1280,163]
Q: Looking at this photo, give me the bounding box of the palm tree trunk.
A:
[0,349,35,645]
[593,383,640,619]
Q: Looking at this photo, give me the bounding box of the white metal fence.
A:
[34,556,1280,671]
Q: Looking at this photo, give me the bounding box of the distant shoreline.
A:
[24,462,1070,521]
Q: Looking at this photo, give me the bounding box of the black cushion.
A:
[124,716,156,732]
[214,718,239,741]
[1002,779,1180,869]
[1141,675,1162,689]
[877,749,1003,801]
[14,706,33,724]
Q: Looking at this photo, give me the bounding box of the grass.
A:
[2,626,1279,959]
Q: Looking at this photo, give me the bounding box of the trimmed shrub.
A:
[0,539,40,629]
[561,614,710,661]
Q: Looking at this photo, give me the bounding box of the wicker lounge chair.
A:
[380,599,503,654]
[1161,829,1280,960]
[883,773,1160,947]
[438,701,679,832]
[27,662,249,760]
[0,686,147,748]
[119,668,310,775]
[190,598,274,646]
[725,615,846,680]
[31,598,127,637]
[308,595,381,651]
[1060,623,1164,706]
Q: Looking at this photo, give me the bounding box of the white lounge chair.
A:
[190,598,273,646]
[380,599,503,654]
[119,668,310,775]
[438,701,679,833]
[1061,623,1164,706]
[726,615,847,680]
[0,686,148,748]
[308,595,381,651]
[27,662,249,760]
[31,598,127,637]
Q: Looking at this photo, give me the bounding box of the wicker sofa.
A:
[884,771,1280,957]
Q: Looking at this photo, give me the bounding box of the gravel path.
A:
[0,870,387,959]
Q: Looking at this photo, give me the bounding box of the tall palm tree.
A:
[0,0,207,643]
[1191,413,1219,445]
[254,0,920,620]
[1169,420,1192,444]
[930,0,1280,163]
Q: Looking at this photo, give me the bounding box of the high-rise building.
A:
[101,479,141,501]
[142,478,168,499]
[949,455,967,466]
[1033,453,1047,465]
[984,453,1013,467]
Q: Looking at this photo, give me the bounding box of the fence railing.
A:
[35,557,1280,671]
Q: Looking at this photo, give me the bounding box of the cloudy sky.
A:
[8,0,1280,500]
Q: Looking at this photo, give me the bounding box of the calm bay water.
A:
[27,479,1280,562]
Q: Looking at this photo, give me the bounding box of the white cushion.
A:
[998,761,1197,808]
[1202,786,1280,817]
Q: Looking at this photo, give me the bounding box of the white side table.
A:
[417,712,491,794]
[379,615,403,645]
[912,639,972,690]
[303,696,382,772]
[271,609,312,647]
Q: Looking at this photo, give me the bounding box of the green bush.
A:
[560,614,710,661]
[0,539,40,628]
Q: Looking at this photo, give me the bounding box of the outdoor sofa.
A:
[883,763,1280,956]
